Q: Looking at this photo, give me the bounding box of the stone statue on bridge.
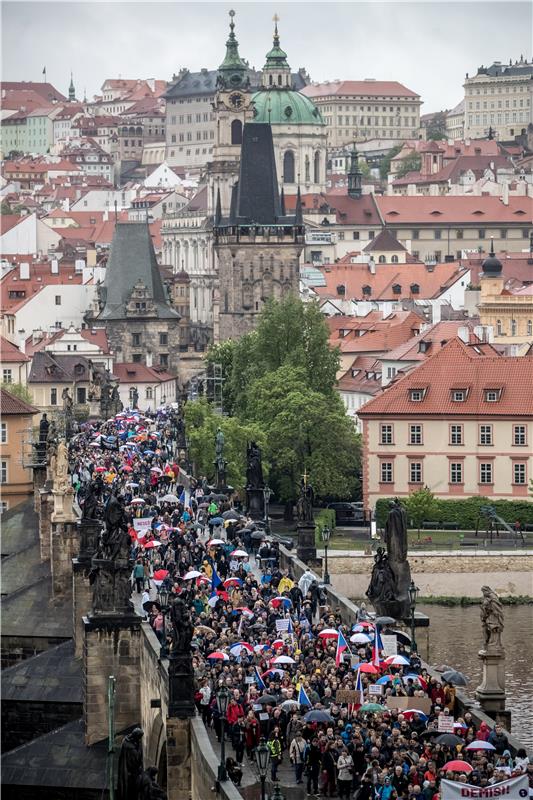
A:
[366,498,412,620]
[89,492,132,615]
[117,727,144,800]
[480,585,504,649]
[167,595,195,717]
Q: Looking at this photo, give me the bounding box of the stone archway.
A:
[146,711,166,771]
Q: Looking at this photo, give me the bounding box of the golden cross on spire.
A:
[273,12,280,24]
[302,469,308,487]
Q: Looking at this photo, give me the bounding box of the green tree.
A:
[396,153,422,178]
[403,486,436,539]
[426,112,447,141]
[1,382,33,403]
[204,339,238,415]
[244,366,361,502]
[379,144,403,180]
[1,201,13,216]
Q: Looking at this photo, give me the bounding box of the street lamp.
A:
[321,525,332,584]
[408,580,419,654]
[216,685,230,783]
[271,785,285,800]
[255,737,271,800]
[263,485,272,531]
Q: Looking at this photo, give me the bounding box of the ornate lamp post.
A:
[216,685,230,782]
[271,784,285,800]
[263,485,272,531]
[157,588,170,656]
[321,525,332,584]
[255,737,270,800]
[408,580,419,654]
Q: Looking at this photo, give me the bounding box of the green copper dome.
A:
[252,89,325,126]
[217,10,249,90]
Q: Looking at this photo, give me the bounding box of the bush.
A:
[375,496,533,530]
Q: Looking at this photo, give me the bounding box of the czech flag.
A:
[355,666,365,706]
[298,685,312,707]
[254,666,266,691]
[373,627,383,667]
[335,628,348,667]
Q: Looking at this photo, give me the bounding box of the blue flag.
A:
[298,685,312,707]
[287,616,293,634]
[211,566,222,590]
[254,666,266,691]
[179,489,186,505]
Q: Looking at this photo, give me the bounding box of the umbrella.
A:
[126,482,139,488]
[375,616,396,626]
[465,741,496,751]
[350,633,371,644]
[194,625,214,635]
[442,669,469,686]
[436,733,464,747]
[251,531,266,540]
[443,760,473,773]
[280,700,300,711]
[89,441,101,447]
[143,540,161,549]
[121,465,133,472]
[261,668,285,680]
[272,655,295,664]
[143,600,160,612]
[403,709,428,721]
[271,596,292,609]
[210,517,224,526]
[130,498,145,504]
[318,628,339,639]
[360,703,384,713]
[390,630,412,646]
[150,467,163,474]
[222,509,242,520]
[402,674,428,688]
[356,663,379,675]
[224,578,242,588]
[207,651,229,661]
[207,539,225,547]
[234,607,254,617]
[271,639,285,650]
[453,722,467,731]
[230,549,248,558]
[153,569,169,581]
[229,643,255,657]
[95,466,106,472]
[376,675,394,685]
[161,494,179,503]
[198,502,209,509]
[303,710,332,723]
[254,644,270,654]
[352,622,374,631]
[384,655,410,666]
[183,570,202,580]
[257,693,277,705]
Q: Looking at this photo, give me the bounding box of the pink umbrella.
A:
[207,651,229,661]
[143,540,161,549]
[153,569,169,581]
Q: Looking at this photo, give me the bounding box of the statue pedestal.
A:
[77,519,102,564]
[246,486,264,521]
[51,488,76,523]
[297,523,317,564]
[90,557,134,616]
[168,654,196,718]
[476,647,507,714]
[166,717,191,800]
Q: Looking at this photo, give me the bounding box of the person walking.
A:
[305,737,322,797]
[337,746,354,799]
[290,730,307,785]
[268,728,283,782]
[133,559,145,593]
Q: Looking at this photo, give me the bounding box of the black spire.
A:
[347,144,362,199]
[295,186,303,225]
[280,185,286,216]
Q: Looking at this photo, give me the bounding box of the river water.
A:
[417,603,533,749]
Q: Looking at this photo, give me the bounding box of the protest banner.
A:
[441,775,528,800]
[381,634,397,656]
[438,716,455,732]
[133,518,152,538]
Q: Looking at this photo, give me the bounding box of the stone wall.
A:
[72,562,92,659]
[190,715,245,800]
[51,521,79,596]
[140,622,168,769]
[104,318,182,375]
[38,490,53,562]
[323,552,533,599]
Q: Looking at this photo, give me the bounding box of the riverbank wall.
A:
[318,550,533,599]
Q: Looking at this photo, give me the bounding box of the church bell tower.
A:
[207,9,255,215]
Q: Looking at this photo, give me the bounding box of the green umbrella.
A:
[360,703,384,713]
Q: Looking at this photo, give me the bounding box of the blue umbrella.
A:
[303,710,332,723]
[210,517,224,526]
[376,675,392,685]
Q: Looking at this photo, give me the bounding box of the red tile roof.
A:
[0,215,24,235]
[113,362,175,383]
[0,387,38,415]
[333,312,424,355]
[460,252,533,285]
[1,81,67,101]
[284,191,381,225]
[0,336,30,362]
[315,260,468,302]
[302,81,419,99]
[392,155,512,187]
[337,356,382,394]
[381,321,496,363]
[363,228,406,252]
[0,263,83,312]
[359,337,533,417]
[376,195,532,225]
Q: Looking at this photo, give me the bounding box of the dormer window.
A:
[418,340,430,353]
[392,284,402,295]
[410,283,420,294]
[484,388,501,402]
[452,389,467,402]
[409,388,426,402]
[362,285,372,295]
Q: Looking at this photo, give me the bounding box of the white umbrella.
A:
[230,549,248,558]
[161,493,179,503]
[350,633,371,644]
[207,539,225,546]
[184,570,202,580]
[130,498,145,504]
[272,655,296,664]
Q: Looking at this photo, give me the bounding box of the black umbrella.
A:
[257,693,277,705]
[442,670,469,686]
[143,600,161,612]
[303,710,332,723]
[419,730,440,739]
[222,509,242,520]
[251,531,266,540]
[436,733,464,747]
[390,629,412,646]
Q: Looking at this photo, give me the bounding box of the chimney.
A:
[501,182,509,206]
[458,326,470,343]
[51,259,59,274]
[19,262,30,280]
[368,257,376,275]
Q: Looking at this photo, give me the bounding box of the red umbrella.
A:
[207,651,229,661]
[318,629,339,639]
[95,466,106,473]
[143,540,161,549]
[153,569,169,581]
[357,663,379,675]
[121,465,133,472]
[443,761,473,773]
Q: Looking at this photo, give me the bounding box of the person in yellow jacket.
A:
[277,573,294,594]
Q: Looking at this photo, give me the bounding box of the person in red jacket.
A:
[226,697,244,742]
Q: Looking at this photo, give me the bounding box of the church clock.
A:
[227,92,245,110]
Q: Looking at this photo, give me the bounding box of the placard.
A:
[385,696,432,715]
[252,704,262,711]
[381,635,397,656]
[133,518,152,538]
[259,712,270,721]
[438,715,455,732]
[368,684,383,696]
[245,676,255,684]
[336,689,360,703]
[441,776,528,800]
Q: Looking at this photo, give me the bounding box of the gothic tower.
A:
[206,9,255,216]
[214,123,304,341]
[68,72,76,102]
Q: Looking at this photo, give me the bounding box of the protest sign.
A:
[441,776,528,800]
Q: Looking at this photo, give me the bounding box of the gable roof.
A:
[302,80,419,99]
[376,195,532,225]
[0,336,30,362]
[363,228,407,253]
[359,337,533,417]
[28,351,93,384]
[0,388,38,415]
[113,362,176,383]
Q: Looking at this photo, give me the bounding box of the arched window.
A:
[527,320,532,336]
[278,75,282,86]
[378,255,387,264]
[314,151,320,184]
[269,75,273,86]
[391,254,399,263]
[231,119,242,145]
[304,155,310,183]
[129,386,136,401]
[496,319,502,335]
[283,150,295,183]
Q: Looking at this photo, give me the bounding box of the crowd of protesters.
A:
[70,407,532,799]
